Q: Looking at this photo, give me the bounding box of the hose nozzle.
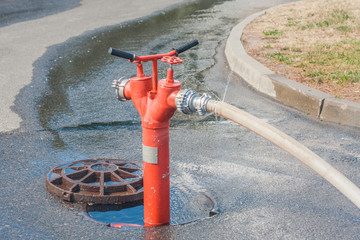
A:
[175,89,211,115]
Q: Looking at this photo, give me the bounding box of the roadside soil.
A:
[242,0,360,103]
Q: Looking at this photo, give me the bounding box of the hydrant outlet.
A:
[175,89,211,115]
[112,78,130,101]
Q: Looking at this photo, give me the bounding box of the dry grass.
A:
[242,0,360,102]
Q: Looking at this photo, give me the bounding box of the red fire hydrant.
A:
[109,41,199,226]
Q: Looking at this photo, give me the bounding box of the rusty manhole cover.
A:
[46,159,143,204]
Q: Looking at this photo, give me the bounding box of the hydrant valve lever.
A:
[161,56,183,66]
[109,40,199,227]
[161,56,183,83]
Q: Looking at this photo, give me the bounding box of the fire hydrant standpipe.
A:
[109,40,198,227]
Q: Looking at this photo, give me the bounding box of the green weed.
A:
[307,70,324,77]
[331,71,360,84]
[300,9,352,30]
[331,9,351,23]
[265,39,360,84]
[263,29,284,36]
[300,23,315,30]
[285,18,300,27]
[337,25,352,32]
[267,52,293,65]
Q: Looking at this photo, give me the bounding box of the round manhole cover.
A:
[46,159,143,204]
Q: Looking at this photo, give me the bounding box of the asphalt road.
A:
[0,0,185,132]
[1,0,359,239]
[0,0,80,27]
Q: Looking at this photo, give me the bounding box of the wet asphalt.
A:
[0,0,80,27]
[1,0,360,239]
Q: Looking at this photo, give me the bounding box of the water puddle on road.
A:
[85,185,218,229]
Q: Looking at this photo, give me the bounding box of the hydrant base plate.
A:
[46,159,143,204]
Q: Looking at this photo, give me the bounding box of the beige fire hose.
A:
[207,100,360,209]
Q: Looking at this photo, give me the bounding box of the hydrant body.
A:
[123,64,180,226]
[109,40,199,227]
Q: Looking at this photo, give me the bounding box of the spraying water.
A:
[222,70,233,102]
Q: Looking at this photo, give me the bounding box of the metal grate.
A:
[46,159,143,204]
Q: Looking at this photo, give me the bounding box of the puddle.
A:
[87,202,144,228]
[86,185,218,229]
[48,172,60,180]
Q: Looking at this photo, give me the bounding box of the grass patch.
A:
[336,25,352,32]
[307,70,324,77]
[300,23,315,30]
[285,18,300,27]
[265,39,360,84]
[315,9,351,27]
[263,29,283,36]
[247,0,360,101]
[292,47,302,52]
[267,52,293,65]
[331,9,351,23]
[299,9,352,30]
[331,71,360,84]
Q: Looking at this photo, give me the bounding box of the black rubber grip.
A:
[108,47,135,62]
[175,40,199,54]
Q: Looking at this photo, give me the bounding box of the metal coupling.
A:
[175,89,211,115]
[112,78,130,101]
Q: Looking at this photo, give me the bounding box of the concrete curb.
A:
[225,5,360,128]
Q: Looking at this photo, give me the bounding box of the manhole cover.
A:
[46,159,143,204]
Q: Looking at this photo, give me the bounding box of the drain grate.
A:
[46,159,143,204]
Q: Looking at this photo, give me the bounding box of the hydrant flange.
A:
[175,89,212,115]
[112,78,130,101]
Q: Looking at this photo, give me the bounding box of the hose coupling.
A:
[175,89,211,115]
[112,78,130,101]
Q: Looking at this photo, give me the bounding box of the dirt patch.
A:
[242,0,360,102]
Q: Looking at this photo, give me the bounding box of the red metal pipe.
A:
[152,60,158,92]
[123,62,181,226]
[110,42,198,227]
[134,50,177,62]
[142,79,181,226]
[142,126,170,226]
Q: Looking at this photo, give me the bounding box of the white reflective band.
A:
[142,145,158,164]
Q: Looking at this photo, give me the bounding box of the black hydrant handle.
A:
[108,48,136,62]
[175,40,199,55]
[108,40,199,62]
